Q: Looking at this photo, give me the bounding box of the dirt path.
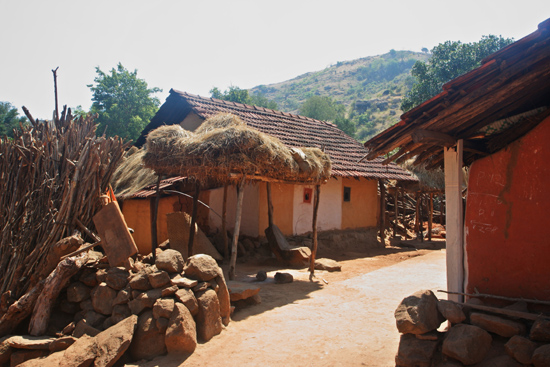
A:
[135,247,447,367]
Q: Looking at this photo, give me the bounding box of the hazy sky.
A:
[1,1,549,119]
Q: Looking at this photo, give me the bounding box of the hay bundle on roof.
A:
[143,113,331,184]
[111,147,158,198]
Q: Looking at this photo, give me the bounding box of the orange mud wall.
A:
[258,182,294,236]
[341,178,379,229]
[121,191,210,255]
[465,116,550,301]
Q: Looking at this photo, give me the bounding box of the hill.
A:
[250,50,430,141]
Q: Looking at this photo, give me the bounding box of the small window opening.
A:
[343,186,351,202]
[303,188,313,203]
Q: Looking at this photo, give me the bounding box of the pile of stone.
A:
[0,249,231,366]
[394,290,550,366]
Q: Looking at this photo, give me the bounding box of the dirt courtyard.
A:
[134,244,447,367]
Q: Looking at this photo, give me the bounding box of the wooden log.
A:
[29,253,88,336]
[401,187,408,239]
[414,192,420,232]
[309,185,321,276]
[439,290,550,307]
[59,240,102,261]
[452,301,549,321]
[393,186,398,238]
[37,233,83,280]
[378,180,386,242]
[222,184,228,261]
[428,193,433,241]
[229,177,245,280]
[0,281,44,337]
[188,182,201,258]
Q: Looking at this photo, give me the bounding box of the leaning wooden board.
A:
[93,201,138,267]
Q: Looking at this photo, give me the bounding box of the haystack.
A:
[111,147,157,198]
[142,113,331,185]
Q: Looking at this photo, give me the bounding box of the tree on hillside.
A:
[210,85,278,110]
[0,102,27,138]
[401,35,514,111]
[89,63,162,141]
[299,96,356,137]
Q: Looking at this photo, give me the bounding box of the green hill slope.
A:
[250,50,430,141]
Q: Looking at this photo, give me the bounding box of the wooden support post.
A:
[414,192,420,233]
[229,177,246,280]
[428,193,433,241]
[266,182,274,228]
[222,184,228,261]
[440,194,445,225]
[378,179,386,242]
[444,139,464,302]
[393,185,398,238]
[151,175,161,260]
[309,184,321,277]
[401,186,408,239]
[188,182,201,259]
[419,194,424,242]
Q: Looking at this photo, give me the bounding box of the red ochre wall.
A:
[465,115,550,301]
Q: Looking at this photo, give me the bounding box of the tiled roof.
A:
[137,90,416,182]
[364,18,550,168]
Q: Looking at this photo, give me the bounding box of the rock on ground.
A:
[442,324,492,365]
[165,303,197,354]
[530,318,550,342]
[155,249,185,274]
[395,333,438,367]
[129,310,167,361]
[196,289,222,342]
[314,258,342,272]
[469,312,526,337]
[395,290,443,335]
[505,335,536,364]
[532,344,550,367]
[437,300,466,324]
[184,254,221,281]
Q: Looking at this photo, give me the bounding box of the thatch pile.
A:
[111,147,158,198]
[142,113,331,185]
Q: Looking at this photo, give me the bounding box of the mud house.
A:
[112,90,415,254]
[365,18,550,302]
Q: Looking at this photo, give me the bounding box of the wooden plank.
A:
[444,139,464,302]
[93,201,138,267]
[411,129,456,147]
[229,177,246,280]
[166,212,222,261]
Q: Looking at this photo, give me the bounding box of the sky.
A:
[1,0,549,120]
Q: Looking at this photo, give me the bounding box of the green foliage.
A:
[72,105,88,120]
[0,101,27,138]
[89,63,161,141]
[299,96,356,137]
[210,85,278,110]
[355,58,417,83]
[401,35,514,111]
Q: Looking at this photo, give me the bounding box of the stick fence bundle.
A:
[0,106,128,301]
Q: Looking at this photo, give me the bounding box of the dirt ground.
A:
[133,241,447,367]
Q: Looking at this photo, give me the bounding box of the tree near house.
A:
[88,63,162,141]
[0,101,27,138]
[299,95,356,138]
[401,35,514,111]
[210,85,278,110]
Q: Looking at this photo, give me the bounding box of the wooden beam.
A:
[428,193,433,241]
[412,129,456,147]
[378,180,386,242]
[266,182,274,228]
[151,175,161,260]
[229,177,246,280]
[309,184,321,277]
[444,139,464,302]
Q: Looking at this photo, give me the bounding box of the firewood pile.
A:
[394,290,550,366]
[0,107,127,332]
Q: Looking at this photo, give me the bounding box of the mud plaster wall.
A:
[341,177,378,229]
[258,182,295,236]
[465,115,550,301]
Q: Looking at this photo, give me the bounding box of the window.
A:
[343,186,351,202]
[303,188,313,203]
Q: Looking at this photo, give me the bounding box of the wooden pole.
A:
[378,179,386,243]
[309,184,321,277]
[222,184,228,261]
[188,182,201,258]
[428,193,433,241]
[151,175,161,261]
[266,182,274,228]
[229,177,246,280]
[440,194,445,225]
[52,67,59,123]
[419,194,424,242]
[401,186,408,239]
[414,192,420,233]
[444,139,465,302]
[393,185,398,238]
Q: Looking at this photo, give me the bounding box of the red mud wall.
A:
[465,116,550,301]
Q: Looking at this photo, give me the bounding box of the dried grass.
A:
[142,113,331,184]
[111,147,157,198]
